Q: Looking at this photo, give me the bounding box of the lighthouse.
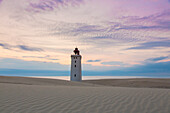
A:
[70,48,82,81]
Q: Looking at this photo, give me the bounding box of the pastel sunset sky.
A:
[0,0,170,77]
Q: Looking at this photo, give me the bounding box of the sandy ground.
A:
[83,78,170,88]
[0,76,170,113]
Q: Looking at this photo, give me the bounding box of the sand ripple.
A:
[0,83,170,113]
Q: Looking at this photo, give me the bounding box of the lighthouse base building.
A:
[70,48,82,81]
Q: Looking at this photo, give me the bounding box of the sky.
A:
[0,0,170,77]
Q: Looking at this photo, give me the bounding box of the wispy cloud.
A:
[0,43,43,52]
[127,40,170,50]
[146,56,169,62]
[28,0,84,12]
[111,24,170,31]
[72,24,105,33]
[23,55,58,61]
[0,43,11,49]
[0,58,67,70]
[87,60,101,62]
[18,45,43,52]
[108,10,170,31]
[101,61,126,66]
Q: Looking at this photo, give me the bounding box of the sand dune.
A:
[0,76,170,113]
[0,76,97,86]
[83,78,170,89]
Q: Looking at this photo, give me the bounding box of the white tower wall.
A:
[70,55,82,81]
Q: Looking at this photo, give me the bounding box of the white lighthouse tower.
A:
[70,48,82,81]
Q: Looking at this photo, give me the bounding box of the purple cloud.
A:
[134,10,170,21]
[72,25,105,33]
[127,40,170,50]
[0,43,11,49]
[113,25,169,31]
[18,45,43,52]
[108,10,170,31]
[0,43,43,52]
[28,0,84,12]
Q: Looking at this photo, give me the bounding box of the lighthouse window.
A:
[75,65,76,67]
[75,60,76,63]
[74,74,76,77]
